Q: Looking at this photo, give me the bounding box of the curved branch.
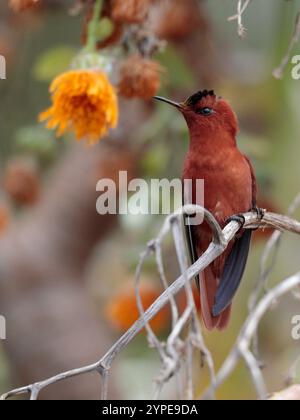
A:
[203,271,300,400]
[2,208,300,400]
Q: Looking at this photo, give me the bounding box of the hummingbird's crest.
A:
[185,89,216,106]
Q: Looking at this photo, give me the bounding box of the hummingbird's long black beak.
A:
[153,96,183,109]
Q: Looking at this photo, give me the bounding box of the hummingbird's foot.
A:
[250,206,265,231]
[252,206,265,221]
[226,213,246,235]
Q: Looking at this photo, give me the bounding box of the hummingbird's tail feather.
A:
[199,266,232,331]
[199,267,220,330]
[216,305,231,330]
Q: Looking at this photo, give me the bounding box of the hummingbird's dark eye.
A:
[196,107,213,116]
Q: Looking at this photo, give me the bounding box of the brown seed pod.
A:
[0,205,10,235]
[3,159,40,206]
[111,0,150,24]
[0,32,15,65]
[9,0,40,12]
[152,0,205,41]
[118,54,163,99]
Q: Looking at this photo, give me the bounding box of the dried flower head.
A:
[3,159,40,206]
[0,205,9,235]
[105,282,170,333]
[9,0,40,12]
[111,0,150,24]
[118,54,163,99]
[39,70,118,145]
[152,0,205,41]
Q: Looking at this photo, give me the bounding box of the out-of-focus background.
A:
[0,0,300,400]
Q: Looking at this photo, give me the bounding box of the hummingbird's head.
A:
[154,90,238,137]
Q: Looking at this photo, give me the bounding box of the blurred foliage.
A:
[94,17,115,41]
[0,346,11,394]
[156,45,196,90]
[14,125,58,165]
[32,45,77,82]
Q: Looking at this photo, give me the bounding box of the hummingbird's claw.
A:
[226,213,246,236]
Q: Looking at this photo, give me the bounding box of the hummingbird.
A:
[154,90,258,330]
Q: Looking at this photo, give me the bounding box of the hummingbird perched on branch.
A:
[154,90,259,330]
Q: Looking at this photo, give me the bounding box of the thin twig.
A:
[134,243,166,359]
[241,349,267,398]
[228,0,252,37]
[286,355,300,386]
[249,192,300,358]
[273,11,300,79]
[203,271,300,400]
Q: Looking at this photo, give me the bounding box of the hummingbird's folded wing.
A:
[213,229,252,316]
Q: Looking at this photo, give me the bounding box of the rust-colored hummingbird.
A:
[154,90,258,330]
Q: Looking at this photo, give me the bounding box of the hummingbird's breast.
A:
[182,147,252,227]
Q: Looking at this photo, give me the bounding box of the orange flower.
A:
[111,0,150,24]
[0,206,9,235]
[39,70,118,145]
[118,54,163,99]
[9,0,40,12]
[105,282,170,333]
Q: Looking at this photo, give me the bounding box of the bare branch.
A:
[273,11,300,79]
[203,271,300,400]
[2,207,300,400]
[249,192,300,358]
